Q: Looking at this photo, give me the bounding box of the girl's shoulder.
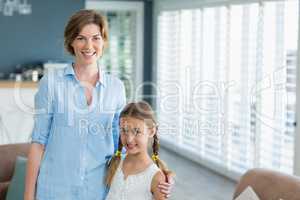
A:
[151,169,166,185]
[151,170,167,200]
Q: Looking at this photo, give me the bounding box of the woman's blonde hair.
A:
[64,9,109,56]
[106,101,174,187]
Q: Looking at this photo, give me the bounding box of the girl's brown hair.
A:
[106,101,173,187]
[64,9,109,56]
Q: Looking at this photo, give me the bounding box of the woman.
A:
[24,9,172,200]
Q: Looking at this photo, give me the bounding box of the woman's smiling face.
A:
[71,23,104,66]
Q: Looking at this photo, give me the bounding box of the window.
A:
[156,0,299,176]
[86,1,144,99]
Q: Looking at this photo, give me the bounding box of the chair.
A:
[0,143,30,200]
[233,168,300,200]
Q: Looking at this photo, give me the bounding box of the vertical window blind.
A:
[100,11,137,98]
[156,0,298,175]
[86,1,145,100]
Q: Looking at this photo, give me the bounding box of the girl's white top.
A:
[106,160,160,200]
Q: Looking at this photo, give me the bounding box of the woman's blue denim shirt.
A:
[31,64,126,200]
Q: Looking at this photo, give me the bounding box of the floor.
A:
[159,147,237,200]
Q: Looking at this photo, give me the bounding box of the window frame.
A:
[153,0,300,178]
[86,0,144,99]
[295,0,300,176]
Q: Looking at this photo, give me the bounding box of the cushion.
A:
[5,156,27,200]
[235,186,260,200]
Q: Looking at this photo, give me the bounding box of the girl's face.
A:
[120,117,155,155]
[71,23,104,66]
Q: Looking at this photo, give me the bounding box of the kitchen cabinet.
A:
[0,81,37,144]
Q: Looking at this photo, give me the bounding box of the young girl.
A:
[105,101,174,200]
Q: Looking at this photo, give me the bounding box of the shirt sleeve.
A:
[31,74,54,146]
[112,82,126,151]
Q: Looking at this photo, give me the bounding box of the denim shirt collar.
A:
[64,63,106,87]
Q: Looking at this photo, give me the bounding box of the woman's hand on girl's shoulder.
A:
[151,171,167,200]
[157,172,175,199]
[152,171,175,200]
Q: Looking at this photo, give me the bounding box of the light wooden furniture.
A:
[0,143,30,200]
[233,168,300,200]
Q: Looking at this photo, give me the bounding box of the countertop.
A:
[0,81,38,88]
